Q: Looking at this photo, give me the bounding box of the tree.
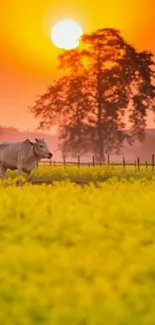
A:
[30,28,155,161]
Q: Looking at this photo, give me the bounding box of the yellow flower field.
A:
[0,173,155,324]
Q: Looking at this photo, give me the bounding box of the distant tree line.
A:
[30,28,155,161]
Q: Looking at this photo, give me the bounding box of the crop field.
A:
[1,166,155,324]
[5,164,155,185]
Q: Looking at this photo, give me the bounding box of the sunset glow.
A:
[1,0,155,130]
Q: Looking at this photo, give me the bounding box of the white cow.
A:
[0,138,52,183]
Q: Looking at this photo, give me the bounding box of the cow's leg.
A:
[0,164,7,187]
[17,165,23,186]
[26,171,32,183]
[0,163,7,179]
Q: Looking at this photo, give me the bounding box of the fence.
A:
[38,154,155,171]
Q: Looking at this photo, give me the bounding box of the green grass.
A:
[5,164,155,184]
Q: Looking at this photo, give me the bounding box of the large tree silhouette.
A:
[30,28,155,161]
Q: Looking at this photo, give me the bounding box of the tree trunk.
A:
[97,105,105,162]
[97,42,105,162]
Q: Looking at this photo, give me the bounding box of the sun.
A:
[51,19,83,50]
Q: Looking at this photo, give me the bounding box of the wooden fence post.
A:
[107,154,110,165]
[50,158,52,166]
[123,157,126,169]
[77,155,80,168]
[152,154,154,171]
[92,156,95,167]
[145,161,148,170]
[63,155,66,167]
[137,157,140,171]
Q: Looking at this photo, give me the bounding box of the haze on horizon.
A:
[1,0,155,132]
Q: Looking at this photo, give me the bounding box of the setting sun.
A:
[51,19,83,50]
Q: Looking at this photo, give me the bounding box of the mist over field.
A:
[1,126,155,163]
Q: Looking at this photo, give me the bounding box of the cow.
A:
[0,138,53,183]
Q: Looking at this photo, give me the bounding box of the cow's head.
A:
[33,138,53,159]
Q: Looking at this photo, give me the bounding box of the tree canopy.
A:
[30,28,155,161]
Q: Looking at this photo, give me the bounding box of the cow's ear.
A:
[26,139,33,145]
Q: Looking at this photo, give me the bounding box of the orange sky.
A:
[1,0,155,132]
